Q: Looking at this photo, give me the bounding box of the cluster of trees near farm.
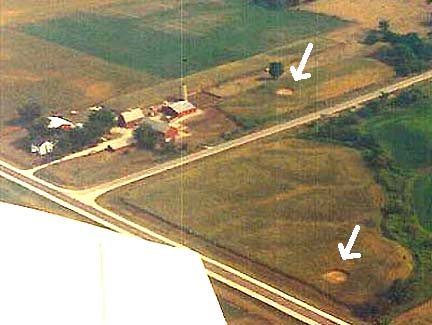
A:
[305,86,432,323]
[17,103,116,156]
[133,124,180,156]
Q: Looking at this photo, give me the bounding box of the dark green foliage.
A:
[134,124,160,150]
[365,24,432,76]
[17,102,42,125]
[254,0,300,8]
[395,88,426,106]
[84,110,116,140]
[26,117,52,144]
[268,62,284,79]
[379,43,426,76]
[55,127,93,154]
[385,279,412,305]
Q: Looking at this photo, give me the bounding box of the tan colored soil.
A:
[323,270,348,284]
[276,88,294,96]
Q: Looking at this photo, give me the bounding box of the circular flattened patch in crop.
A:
[323,270,348,284]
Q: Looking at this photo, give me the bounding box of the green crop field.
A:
[367,105,432,170]
[99,134,412,307]
[365,99,432,233]
[22,0,345,79]
[414,175,432,232]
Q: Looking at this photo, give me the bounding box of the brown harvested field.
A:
[1,0,128,26]
[0,29,161,167]
[316,63,394,101]
[183,107,238,148]
[393,300,432,325]
[304,0,430,36]
[0,29,161,125]
[98,134,413,306]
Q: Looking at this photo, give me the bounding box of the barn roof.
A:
[168,100,196,114]
[120,108,144,123]
[47,116,74,129]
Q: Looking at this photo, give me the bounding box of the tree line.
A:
[365,21,432,76]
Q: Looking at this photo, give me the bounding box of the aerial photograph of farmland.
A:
[0,0,431,324]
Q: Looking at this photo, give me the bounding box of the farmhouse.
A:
[143,119,179,142]
[161,100,197,119]
[31,140,55,156]
[118,108,144,128]
[47,116,74,130]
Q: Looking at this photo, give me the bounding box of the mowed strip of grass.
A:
[366,101,432,232]
[22,0,345,79]
[0,177,101,227]
[219,57,394,127]
[99,135,412,305]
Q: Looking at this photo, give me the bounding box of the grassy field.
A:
[0,177,100,226]
[219,57,394,127]
[0,29,160,125]
[99,134,412,306]
[36,148,158,188]
[414,175,432,232]
[366,101,432,232]
[22,0,345,79]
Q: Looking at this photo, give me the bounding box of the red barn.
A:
[143,119,179,142]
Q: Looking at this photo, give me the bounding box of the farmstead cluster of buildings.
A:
[117,91,197,143]
[30,85,198,156]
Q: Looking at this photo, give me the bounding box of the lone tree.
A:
[268,62,284,79]
[17,102,42,125]
[378,19,390,33]
[134,124,159,150]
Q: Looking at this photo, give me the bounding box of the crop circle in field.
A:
[323,270,348,284]
[276,88,294,96]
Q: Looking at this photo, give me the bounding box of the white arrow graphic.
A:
[290,42,313,81]
[338,225,362,261]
